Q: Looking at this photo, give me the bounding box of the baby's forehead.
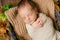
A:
[18,4,33,16]
[19,6,31,12]
[18,5,32,13]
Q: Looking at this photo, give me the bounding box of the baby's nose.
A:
[27,17,30,20]
[26,17,30,20]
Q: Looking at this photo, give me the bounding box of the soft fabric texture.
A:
[33,0,55,19]
[26,13,57,40]
[56,31,60,40]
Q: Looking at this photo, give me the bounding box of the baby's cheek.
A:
[24,20,27,23]
[24,20,29,24]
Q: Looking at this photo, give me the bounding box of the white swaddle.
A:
[26,13,57,40]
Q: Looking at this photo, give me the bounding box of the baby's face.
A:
[18,4,38,24]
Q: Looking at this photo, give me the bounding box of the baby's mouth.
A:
[29,21,33,24]
[30,19,37,25]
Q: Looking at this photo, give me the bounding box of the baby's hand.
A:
[32,18,43,28]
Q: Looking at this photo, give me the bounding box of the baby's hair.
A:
[17,0,41,13]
